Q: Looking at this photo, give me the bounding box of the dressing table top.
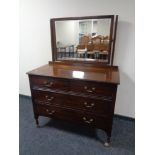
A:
[27,62,120,84]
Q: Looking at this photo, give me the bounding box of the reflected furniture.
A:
[27,15,119,147]
[57,45,75,58]
[76,35,91,58]
[76,35,110,60]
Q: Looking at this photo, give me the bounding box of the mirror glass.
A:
[55,18,111,62]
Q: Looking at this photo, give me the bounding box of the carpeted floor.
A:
[19,95,135,155]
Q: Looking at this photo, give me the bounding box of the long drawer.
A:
[29,75,116,97]
[35,104,112,130]
[32,90,114,116]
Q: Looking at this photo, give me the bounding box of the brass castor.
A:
[104,142,111,147]
[104,136,111,147]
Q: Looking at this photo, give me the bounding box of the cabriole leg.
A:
[104,136,111,147]
[104,132,111,147]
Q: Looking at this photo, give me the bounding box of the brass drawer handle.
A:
[82,117,94,124]
[45,96,54,101]
[86,90,93,93]
[43,81,53,87]
[46,109,55,115]
[92,87,96,91]
[84,102,95,108]
[84,86,87,89]
[84,86,96,93]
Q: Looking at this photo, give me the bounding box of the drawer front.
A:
[32,90,63,106]
[70,80,116,97]
[35,104,112,130]
[29,76,69,91]
[29,75,116,99]
[32,90,114,116]
[67,94,114,115]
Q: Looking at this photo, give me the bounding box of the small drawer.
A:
[67,95,114,115]
[35,104,81,122]
[80,112,112,130]
[35,104,112,130]
[70,80,116,97]
[29,75,69,91]
[32,90,64,106]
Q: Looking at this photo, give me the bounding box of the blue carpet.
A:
[19,95,135,155]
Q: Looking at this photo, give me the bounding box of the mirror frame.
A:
[50,15,118,65]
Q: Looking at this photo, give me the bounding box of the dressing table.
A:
[27,15,120,146]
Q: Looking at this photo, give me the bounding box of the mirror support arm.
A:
[111,15,118,65]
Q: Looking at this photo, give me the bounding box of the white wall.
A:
[20,0,135,118]
[56,21,76,46]
[97,19,111,36]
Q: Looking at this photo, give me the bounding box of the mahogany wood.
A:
[27,63,120,84]
[27,62,119,145]
[32,90,114,116]
[35,104,112,131]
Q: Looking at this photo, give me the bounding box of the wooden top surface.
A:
[27,62,120,84]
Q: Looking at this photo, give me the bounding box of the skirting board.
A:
[19,94,135,122]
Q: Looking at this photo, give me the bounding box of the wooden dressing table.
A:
[27,15,120,146]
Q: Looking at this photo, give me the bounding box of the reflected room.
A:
[55,19,111,62]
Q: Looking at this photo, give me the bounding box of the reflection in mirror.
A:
[55,19,111,62]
